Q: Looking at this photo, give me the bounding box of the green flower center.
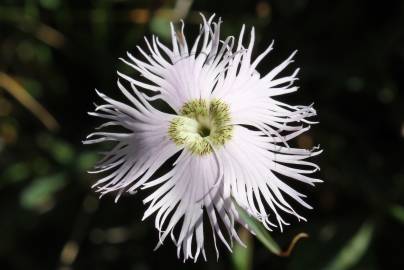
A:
[168,99,233,155]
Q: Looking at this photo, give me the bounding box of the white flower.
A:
[84,14,322,261]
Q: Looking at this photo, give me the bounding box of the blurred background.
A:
[1,0,404,269]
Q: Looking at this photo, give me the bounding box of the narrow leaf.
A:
[235,203,281,255]
[324,221,374,270]
[232,227,253,270]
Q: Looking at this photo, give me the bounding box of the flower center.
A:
[198,125,211,137]
[168,99,233,155]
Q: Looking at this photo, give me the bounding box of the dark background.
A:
[1,0,404,269]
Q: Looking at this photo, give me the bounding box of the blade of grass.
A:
[0,72,59,131]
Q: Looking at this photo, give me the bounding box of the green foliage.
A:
[1,162,30,185]
[232,228,253,270]
[37,134,75,164]
[150,15,172,40]
[0,0,403,269]
[20,173,66,211]
[39,0,61,10]
[76,151,98,172]
[324,222,374,270]
[389,204,404,224]
[235,203,282,255]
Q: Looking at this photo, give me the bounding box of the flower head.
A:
[84,14,322,261]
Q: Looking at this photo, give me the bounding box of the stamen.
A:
[168,99,233,155]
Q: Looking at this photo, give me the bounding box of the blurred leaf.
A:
[37,134,75,165]
[20,77,43,97]
[149,0,193,41]
[39,0,60,10]
[324,221,374,270]
[1,162,30,185]
[150,15,172,41]
[35,23,66,49]
[76,151,98,171]
[24,0,39,20]
[50,140,75,165]
[389,204,404,224]
[20,173,66,211]
[0,122,18,144]
[35,44,52,64]
[232,227,253,270]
